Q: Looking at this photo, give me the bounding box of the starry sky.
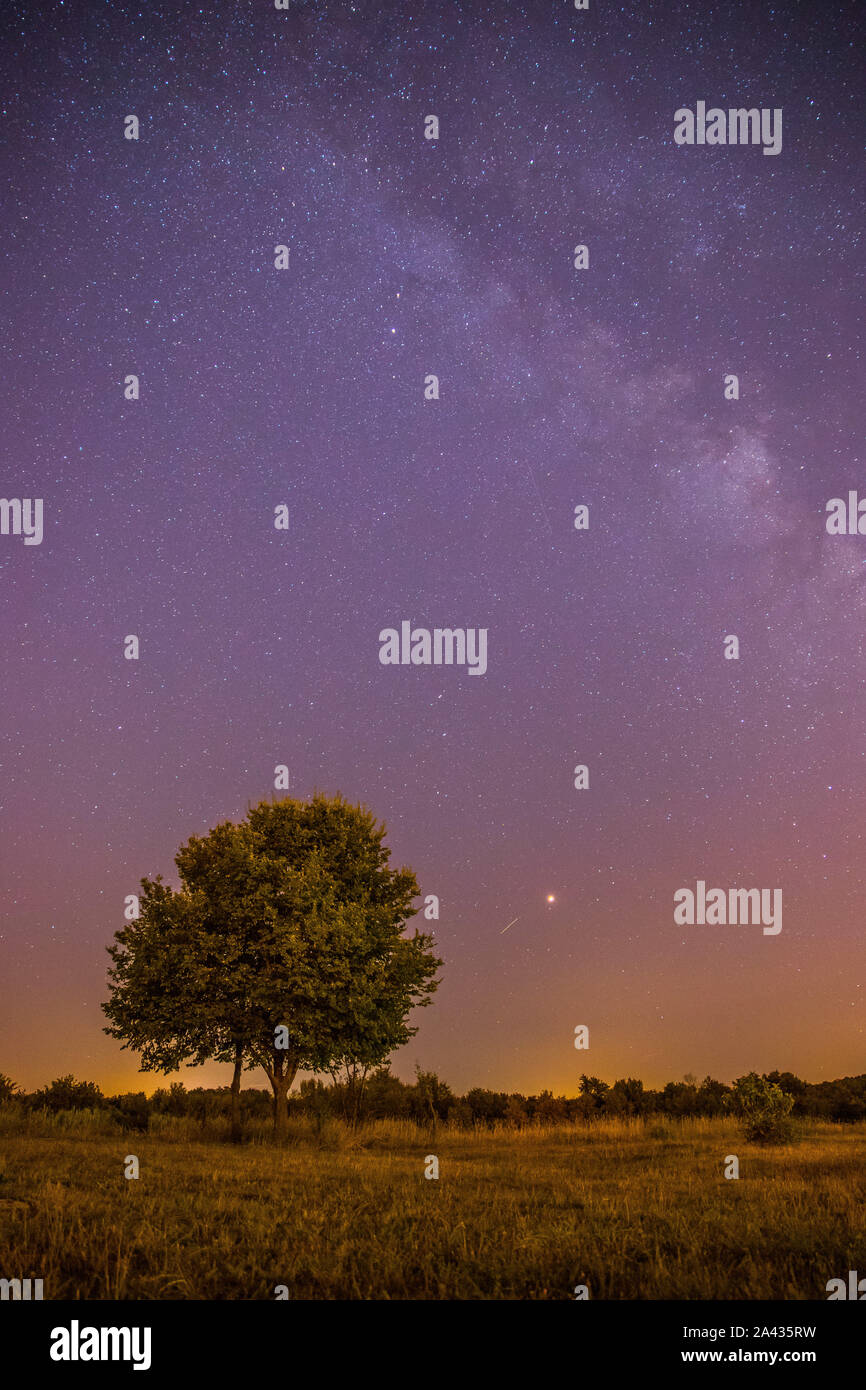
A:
[0,0,863,1097]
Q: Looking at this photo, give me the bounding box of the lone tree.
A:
[103,794,441,1139]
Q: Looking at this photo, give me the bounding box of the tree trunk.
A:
[230,1042,244,1143]
[351,1067,369,1130]
[261,1049,299,1142]
[271,1072,291,1139]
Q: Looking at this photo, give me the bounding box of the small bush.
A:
[0,1073,20,1104]
[729,1072,795,1145]
[109,1093,150,1133]
[32,1076,105,1114]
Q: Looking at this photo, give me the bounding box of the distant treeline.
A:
[2,1068,866,1131]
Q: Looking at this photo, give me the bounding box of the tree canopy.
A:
[103,794,441,1137]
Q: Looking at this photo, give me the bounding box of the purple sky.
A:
[0,0,863,1096]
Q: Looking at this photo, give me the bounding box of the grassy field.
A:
[0,1114,863,1299]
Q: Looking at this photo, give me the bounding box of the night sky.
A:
[1,0,863,1097]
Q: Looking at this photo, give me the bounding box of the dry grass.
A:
[0,1113,863,1299]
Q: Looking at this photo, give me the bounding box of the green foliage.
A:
[728,1071,795,1144]
[411,1067,454,1122]
[696,1076,729,1116]
[109,1092,150,1132]
[534,1090,568,1124]
[362,1067,413,1120]
[32,1075,105,1113]
[660,1079,699,1116]
[503,1094,527,1128]
[579,1075,610,1110]
[103,794,442,1129]
[608,1078,647,1116]
[0,1073,20,1104]
[6,1067,866,1137]
[464,1088,510,1124]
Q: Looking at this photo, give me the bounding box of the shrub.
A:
[728,1072,795,1144]
[0,1073,20,1104]
[109,1092,150,1133]
[503,1095,527,1128]
[31,1076,105,1114]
